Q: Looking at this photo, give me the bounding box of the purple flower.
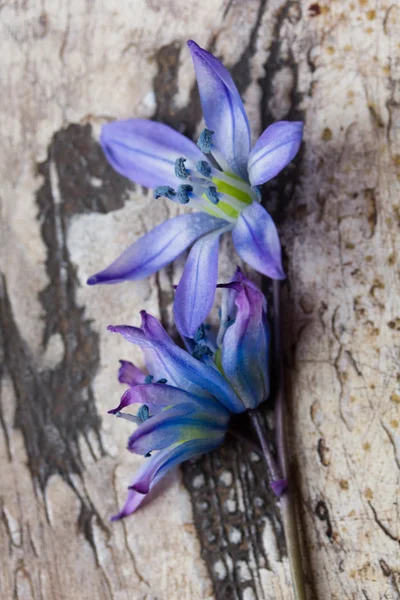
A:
[204,266,270,411]
[88,40,302,337]
[107,310,234,520]
[107,270,270,519]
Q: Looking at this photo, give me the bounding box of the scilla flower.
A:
[88,41,302,336]
[107,270,270,519]
[88,42,301,335]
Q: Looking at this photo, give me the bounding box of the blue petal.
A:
[248,121,303,186]
[100,118,204,189]
[87,213,223,285]
[232,202,285,280]
[188,40,251,179]
[174,226,226,337]
[128,405,200,455]
[110,383,230,423]
[221,275,270,409]
[124,312,244,412]
[110,437,223,520]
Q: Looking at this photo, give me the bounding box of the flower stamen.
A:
[177,184,193,204]
[174,157,190,179]
[154,186,176,200]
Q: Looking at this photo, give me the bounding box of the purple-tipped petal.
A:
[188,40,251,179]
[114,383,229,421]
[110,311,243,412]
[221,276,270,409]
[100,118,204,189]
[87,213,223,285]
[110,488,146,521]
[111,437,223,520]
[118,360,146,386]
[108,325,152,346]
[248,121,303,186]
[174,226,227,337]
[131,438,223,495]
[140,312,244,412]
[232,202,285,280]
[271,478,288,498]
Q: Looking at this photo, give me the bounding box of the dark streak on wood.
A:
[230,0,267,96]
[0,124,133,553]
[152,41,202,139]
[258,0,305,226]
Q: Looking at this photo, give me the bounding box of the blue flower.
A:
[88,41,302,337]
[215,267,270,410]
[107,269,269,519]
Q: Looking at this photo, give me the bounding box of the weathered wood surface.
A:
[1,1,399,599]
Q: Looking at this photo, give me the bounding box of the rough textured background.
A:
[1,1,399,599]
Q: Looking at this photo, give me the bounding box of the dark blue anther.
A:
[205,186,219,205]
[177,184,193,204]
[196,160,212,177]
[194,324,206,341]
[145,452,152,458]
[154,186,176,200]
[137,405,150,422]
[197,128,214,153]
[156,378,167,384]
[174,157,190,179]
[144,375,154,384]
[226,318,235,328]
[192,343,214,360]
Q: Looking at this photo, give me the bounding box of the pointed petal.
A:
[118,360,146,386]
[107,325,152,346]
[232,202,285,280]
[188,40,251,179]
[111,437,223,519]
[248,121,303,186]
[141,312,244,412]
[131,438,223,495]
[221,277,270,409]
[100,118,204,189]
[87,213,223,285]
[111,383,229,421]
[174,225,227,337]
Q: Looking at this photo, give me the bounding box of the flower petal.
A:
[118,360,146,386]
[87,213,223,285]
[109,312,243,411]
[128,405,200,455]
[111,437,223,520]
[188,40,251,179]
[247,121,303,186]
[232,202,285,280]
[132,437,223,495]
[141,312,244,412]
[174,225,228,337]
[111,383,230,421]
[221,276,270,409]
[100,118,204,189]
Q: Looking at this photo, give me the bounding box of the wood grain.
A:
[1,1,399,599]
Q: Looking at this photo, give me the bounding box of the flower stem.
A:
[250,280,306,600]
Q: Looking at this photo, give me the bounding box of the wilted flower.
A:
[215,267,270,410]
[107,270,270,518]
[88,40,302,337]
